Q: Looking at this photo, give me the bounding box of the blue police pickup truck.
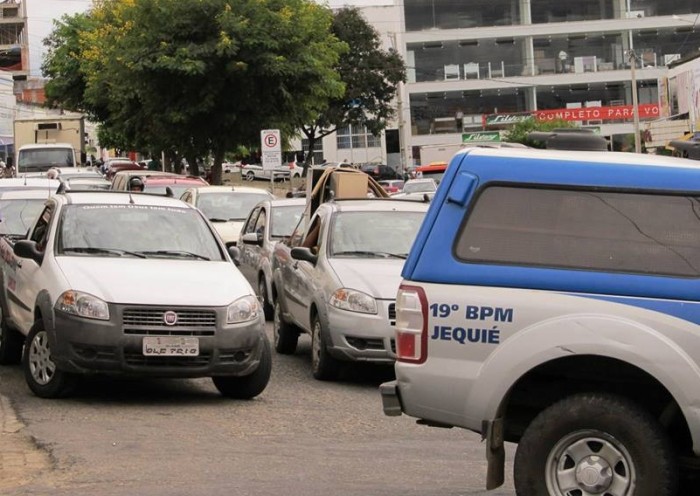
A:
[381,147,700,496]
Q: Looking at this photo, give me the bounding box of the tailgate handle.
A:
[447,172,477,206]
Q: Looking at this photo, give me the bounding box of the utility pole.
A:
[388,32,408,173]
[628,49,641,153]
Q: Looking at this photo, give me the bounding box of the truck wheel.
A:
[273,300,298,355]
[258,278,273,321]
[514,393,677,496]
[0,311,23,365]
[23,320,77,399]
[212,337,271,399]
[245,171,255,181]
[311,314,341,381]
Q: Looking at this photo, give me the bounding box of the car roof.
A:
[322,199,429,213]
[270,198,307,207]
[143,176,208,185]
[0,178,61,189]
[58,191,193,208]
[191,185,272,195]
[0,189,55,200]
[114,170,174,179]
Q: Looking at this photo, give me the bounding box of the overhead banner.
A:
[535,104,660,122]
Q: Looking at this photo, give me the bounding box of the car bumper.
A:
[50,305,266,378]
[326,300,396,363]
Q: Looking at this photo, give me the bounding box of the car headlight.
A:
[227,295,260,323]
[329,288,377,314]
[55,290,110,321]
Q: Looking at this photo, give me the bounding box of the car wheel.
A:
[0,306,23,365]
[23,320,77,399]
[273,300,299,354]
[311,313,341,381]
[514,393,677,496]
[258,278,273,321]
[212,338,271,399]
[245,171,255,182]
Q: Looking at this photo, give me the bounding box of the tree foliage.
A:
[42,0,346,183]
[503,118,576,148]
[298,7,406,171]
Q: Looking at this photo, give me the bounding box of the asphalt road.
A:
[0,323,516,496]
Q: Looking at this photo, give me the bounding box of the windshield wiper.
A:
[333,250,407,259]
[208,218,229,222]
[137,250,210,260]
[62,247,147,258]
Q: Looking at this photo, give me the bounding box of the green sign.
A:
[462,131,501,143]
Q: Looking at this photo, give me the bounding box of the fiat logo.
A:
[163,311,178,326]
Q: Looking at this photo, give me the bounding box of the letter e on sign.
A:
[261,129,281,153]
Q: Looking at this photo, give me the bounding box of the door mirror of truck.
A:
[13,240,44,265]
[290,247,318,265]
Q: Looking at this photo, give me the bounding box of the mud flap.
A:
[483,417,505,490]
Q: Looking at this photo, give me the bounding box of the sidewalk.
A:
[0,394,52,491]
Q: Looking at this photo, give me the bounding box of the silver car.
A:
[235,198,305,319]
[271,199,428,380]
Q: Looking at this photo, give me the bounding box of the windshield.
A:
[270,204,305,238]
[57,204,224,261]
[417,171,445,185]
[18,149,74,172]
[330,210,425,258]
[197,192,271,221]
[143,184,200,198]
[403,181,437,194]
[0,199,46,236]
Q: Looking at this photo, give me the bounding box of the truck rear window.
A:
[455,186,700,277]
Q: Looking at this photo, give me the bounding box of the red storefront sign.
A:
[535,104,660,122]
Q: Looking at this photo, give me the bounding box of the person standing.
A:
[558,50,569,73]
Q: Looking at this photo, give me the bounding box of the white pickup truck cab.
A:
[381,147,700,496]
[0,190,270,399]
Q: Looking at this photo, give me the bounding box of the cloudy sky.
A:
[27,0,390,76]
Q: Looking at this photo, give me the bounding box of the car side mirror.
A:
[228,245,241,266]
[290,247,318,265]
[13,240,43,264]
[241,232,263,247]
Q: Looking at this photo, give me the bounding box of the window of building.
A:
[301,138,324,166]
[336,125,381,150]
[455,186,700,277]
[404,0,520,31]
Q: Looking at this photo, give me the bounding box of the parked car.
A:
[381,147,700,495]
[110,170,179,191]
[63,176,112,190]
[0,189,271,399]
[180,185,274,246]
[222,162,241,174]
[139,176,209,198]
[391,178,437,201]
[233,198,306,319]
[358,163,402,181]
[240,163,292,182]
[271,198,428,380]
[103,158,143,179]
[378,180,404,194]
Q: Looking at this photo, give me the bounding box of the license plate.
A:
[142,336,199,356]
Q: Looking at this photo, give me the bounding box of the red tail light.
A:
[395,284,428,364]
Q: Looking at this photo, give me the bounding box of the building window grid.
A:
[337,125,381,150]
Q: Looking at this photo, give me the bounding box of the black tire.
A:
[258,277,273,321]
[0,307,23,365]
[273,300,298,355]
[212,337,271,399]
[514,393,677,496]
[23,320,77,399]
[245,171,255,182]
[311,313,341,381]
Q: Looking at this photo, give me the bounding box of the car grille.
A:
[346,337,386,351]
[124,352,212,368]
[388,302,396,326]
[123,308,217,336]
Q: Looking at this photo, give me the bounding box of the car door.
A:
[238,206,262,286]
[9,202,56,331]
[284,210,327,329]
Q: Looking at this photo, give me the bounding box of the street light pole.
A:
[629,49,641,153]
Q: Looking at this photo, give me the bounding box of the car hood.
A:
[328,258,404,299]
[55,257,252,306]
[211,221,244,244]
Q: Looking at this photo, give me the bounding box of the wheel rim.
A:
[246,172,254,181]
[311,320,321,371]
[546,430,635,496]
[273,303,281,347]
[258,280,267,308]
[28,330,56,386]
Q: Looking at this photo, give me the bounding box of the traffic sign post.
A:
[261,129,282,192]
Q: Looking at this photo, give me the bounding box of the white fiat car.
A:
[0,190,270,399]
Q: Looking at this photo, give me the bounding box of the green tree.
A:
[42,0,345,184]
[297,7,406,173]
[504,118,576,148]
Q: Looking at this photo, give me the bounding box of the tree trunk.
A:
[211,148,224,185]
[302,134,318,178]
[185,153,197,176]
